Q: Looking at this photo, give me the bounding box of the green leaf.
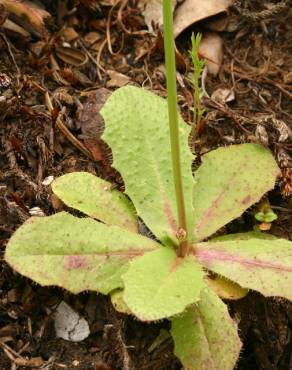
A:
[5,212,160,294]
[52,172,138,232]
[171,288,241,370]
[255,210,277,223]
[110,290,132,315]
[101,86,194,246]
[210,230,277,242]
[193,144,279,241]
[195,236,292,300]
[123,248,205,321]
[205,275,248,300]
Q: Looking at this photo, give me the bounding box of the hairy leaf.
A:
[195,237,292,300]
[101,86,194,246]
[52,172,138,232]
[123,248,205,321]
[193,144,279,241]
[5,212,159,294]
[171,288,241,370]
[205,275,248,300]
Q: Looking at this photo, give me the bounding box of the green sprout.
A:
[191,32,205,138]
[255,200,278,223]
[255,211,277,223]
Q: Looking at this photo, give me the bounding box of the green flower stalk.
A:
[163,0,189,257]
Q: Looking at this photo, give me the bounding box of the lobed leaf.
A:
[171,288,241,370]
[195,236,292,300]
[5,212,159,294]
[123,248,205,321]
[193,144,279,241]
[101,86,194,246]
[52,172,138,232]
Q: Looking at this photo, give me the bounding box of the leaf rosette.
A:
[5,86,292,370]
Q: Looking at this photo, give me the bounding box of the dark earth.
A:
[0,0,292,369]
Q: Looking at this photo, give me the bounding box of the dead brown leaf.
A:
[106,70,130,88]
[55,46,88,67]
[77,88,111,161]
[211,87,235,103]
[139,0,176,34]
[199,32,224,76]
[1,0,51,36]
[62,27,79,43]
[83,31,102,48]
[60,68,92,87]
[80,0,119,7]
[2,18,30,39]
[205,13,230,32]
[173,0,233,37]
[14,356,45,367]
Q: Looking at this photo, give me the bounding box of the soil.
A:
[0,1,292,369]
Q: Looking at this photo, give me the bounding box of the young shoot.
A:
[191,32,205,138]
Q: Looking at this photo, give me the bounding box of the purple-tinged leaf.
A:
[5,212,160,294]
[195,236,292,300]
[193,144,279,241]
[101,86,195,246]
[171,288,241,370]
[52,172,138,232]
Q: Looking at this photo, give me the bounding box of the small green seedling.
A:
[255,199,278,223]
[191,32,205,137]
[4,1,292,370]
